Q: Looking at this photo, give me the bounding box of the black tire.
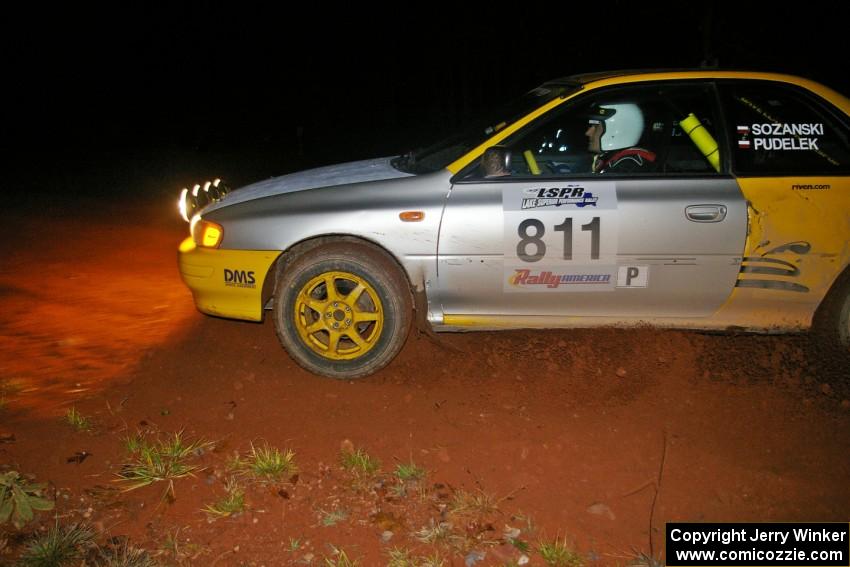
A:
[273,241,412,379]
[837,286,850,352]
[813,267,850,362]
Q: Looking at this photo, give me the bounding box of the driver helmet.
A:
[588,103,645,151]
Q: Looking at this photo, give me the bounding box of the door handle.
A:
[686,204,727,223]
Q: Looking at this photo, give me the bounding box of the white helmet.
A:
[588,103,645,151]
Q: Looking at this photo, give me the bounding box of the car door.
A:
[437,82,747,319]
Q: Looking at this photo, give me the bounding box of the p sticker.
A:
[617,266,648,288]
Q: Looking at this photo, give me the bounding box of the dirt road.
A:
[1,197,848,565]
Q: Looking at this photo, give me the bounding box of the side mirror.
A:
[481,146,512,178]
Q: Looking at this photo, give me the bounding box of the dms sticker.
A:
[224,268,256,288]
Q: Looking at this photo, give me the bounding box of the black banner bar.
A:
[666,523,849,566]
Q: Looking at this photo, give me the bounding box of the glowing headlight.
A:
[178,188,192,222]
[177,179,230,223]
[191,217,224,248]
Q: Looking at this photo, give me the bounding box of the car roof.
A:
[545,69,848,107]
[547,68,811,85]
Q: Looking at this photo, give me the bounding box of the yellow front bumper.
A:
[178,237,282,322]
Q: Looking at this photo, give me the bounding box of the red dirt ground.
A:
[1,197,849,566]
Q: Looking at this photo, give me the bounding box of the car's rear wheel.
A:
[838,287,850,352]
[813,268,850,361]
[273,242,412,379]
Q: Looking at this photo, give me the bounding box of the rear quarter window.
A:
[720,81,850,176]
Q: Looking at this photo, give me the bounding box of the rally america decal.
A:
[737,123,824,151]
[503,182,619,292]
[509,269,615,290]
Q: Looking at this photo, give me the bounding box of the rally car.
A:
[178,70,850,379]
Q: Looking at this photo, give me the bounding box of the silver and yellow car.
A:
[178,70,850,379]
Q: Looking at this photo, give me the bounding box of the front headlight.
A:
[178,178,229,222]
[191,216,224,248]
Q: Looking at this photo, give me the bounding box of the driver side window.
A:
[467,83,722,179]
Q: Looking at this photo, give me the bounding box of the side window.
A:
[465,83,722,179]
[721,82,850,176]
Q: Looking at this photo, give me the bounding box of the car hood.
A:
[203,157,413,214]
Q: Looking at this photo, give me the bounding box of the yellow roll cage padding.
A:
[523,149,541,175]
[679,113,720,172]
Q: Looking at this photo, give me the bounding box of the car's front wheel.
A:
[273,241,412,379]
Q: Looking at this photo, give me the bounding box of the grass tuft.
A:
[96,539,159,567]
[65,407,92,431]
[320,508,349,527]
[324,545,359,567]
[387,547,445,567]
[447,488,499,517]
[233,443,298,481]
[387,547,415,567]
[203,477,246,519]
[340,447,380,476]
[17,523,95,567]
[116,431,211,498]
[413,520,455,545]
[123,431,145,454]
[394,460,426,482]
[417,554,446,567]
[538,536,583,567]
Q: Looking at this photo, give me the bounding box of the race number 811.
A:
[517,217,601,262]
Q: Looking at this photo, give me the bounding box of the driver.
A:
[586,103,657,173]
[481,146,512,178]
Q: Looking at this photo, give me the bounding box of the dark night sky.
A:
[6,3,848,198]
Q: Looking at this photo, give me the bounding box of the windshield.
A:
[392,84,577,174]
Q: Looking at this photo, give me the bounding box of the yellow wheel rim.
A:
[293,271,384,361]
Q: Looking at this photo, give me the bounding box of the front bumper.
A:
[178,237,282,322]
